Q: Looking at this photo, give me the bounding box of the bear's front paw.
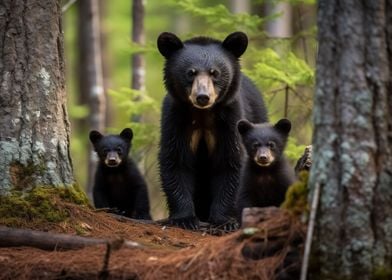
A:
[169,216,200,230]
[209,216,239,233]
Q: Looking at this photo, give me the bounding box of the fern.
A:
[244,48,314,93]
[171,0,268,34]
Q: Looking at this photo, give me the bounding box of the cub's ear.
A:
[222,32,248,58]
[89,130,103,144]
[274,119,291,135]
[120,128,133,142]
[237,119,254,135]
[157,32,184,58]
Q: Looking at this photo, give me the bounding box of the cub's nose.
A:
[108,159,118,166]
[258,155,268,162]
[196,94,210,106]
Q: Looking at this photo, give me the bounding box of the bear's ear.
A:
[157,32,184,58]
[237,119,253,135]
[89,130,103,144]
[274,119,291,135]
[222,32,248,58]
[120,128,133,142]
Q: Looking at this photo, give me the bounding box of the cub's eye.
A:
[268,141,276,149]
[209,68,219,78]
[252,142,260,149]
[103,148,109,154]
[187,68,197,78]
[116,147,122,154]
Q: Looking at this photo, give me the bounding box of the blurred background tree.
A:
[62,0,316,219]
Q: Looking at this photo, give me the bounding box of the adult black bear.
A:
[157,31,268,230]
[236,119,295,222]
[89,128,152,220]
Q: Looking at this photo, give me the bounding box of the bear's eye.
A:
[116,147,122,154]
[187,68,197,79]
[103,148,109,154]
[267,141,276,149]
[209,69,219,78]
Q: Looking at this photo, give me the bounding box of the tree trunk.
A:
[131,0,145,93]
[0,0,74,193]
[229,0,250,14]
[309,1,392,279]
[265,2,292,38]
[130,0,145,170]
[78,0,106,200]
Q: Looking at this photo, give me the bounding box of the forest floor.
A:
[0,199,305,280]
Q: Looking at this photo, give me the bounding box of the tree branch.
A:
[0,226,142,251]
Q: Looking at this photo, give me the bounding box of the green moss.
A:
[58,183,90,205]
[372,267,392,280]
[0,185,90,227]
[281,171,309,216]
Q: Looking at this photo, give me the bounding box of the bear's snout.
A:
[105,151,122,167]
[254,148,274,167]
[196,93,210,106]
[189,73,217,109]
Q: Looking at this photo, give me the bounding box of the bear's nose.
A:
[258,155,268,162]
[196,94,210,106]
[108,159,117,165]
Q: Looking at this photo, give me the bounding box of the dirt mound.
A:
[0,203,305,280]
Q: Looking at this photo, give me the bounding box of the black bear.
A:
[236,119,295,221]
[89,128,152,220]
[157,31,268,230]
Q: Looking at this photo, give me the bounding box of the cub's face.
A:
[89,128,133,168]
[237,119,291,167]
[157,32,248,109]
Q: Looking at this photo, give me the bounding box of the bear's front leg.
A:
[207,124,242,232]
[132,189,152,220]
[161,167,199,230]
[92,171,110,209]
[160,138,199,229]
[158,98,200,229]
[208,166,241,232]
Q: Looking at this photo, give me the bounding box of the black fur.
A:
[236,119,295,222]
[89,128,151,220]
[157,32,268,230]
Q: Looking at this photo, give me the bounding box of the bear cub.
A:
[236,119,295,221]
[89,128,151,220]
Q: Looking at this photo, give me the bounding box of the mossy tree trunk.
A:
[0,0,74,193]
[309,1,392,279]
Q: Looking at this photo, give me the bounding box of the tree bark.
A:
[229,0,250,14]
[309,1,392,279]
[78,0,106,200]
[0,0,74,193]
[265,2,292,38]
[131,0,145,93]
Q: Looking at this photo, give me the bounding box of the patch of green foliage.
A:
[285,137,307,163]
[108,88,159,151]
[244,48,314,92]
[0,185,90,227]
[281,171,309,216]
[171,0,267,34]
